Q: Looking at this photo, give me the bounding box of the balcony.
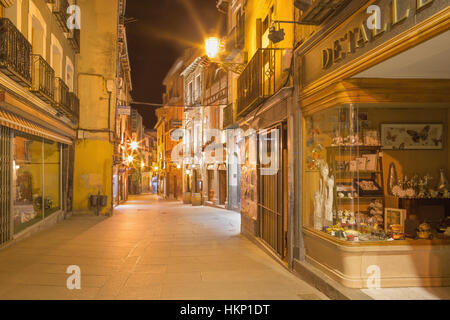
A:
[68,92,80,124]
[237,48,290,118]
[216,0,229,13]
[204,67,228,106]
[52,0,71,33]
[296,0,350,25]
[31,54,55,103]
[54,77,70,115]
[0,18,32,87]
[67,29,80,54]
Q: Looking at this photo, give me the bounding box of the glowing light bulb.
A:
[205,37,220,59]
[130,141,139,151]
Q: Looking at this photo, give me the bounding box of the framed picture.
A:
[384,208,406,233]
[363,154,378,171]
[380,123,444,150]
[356,157,367,171]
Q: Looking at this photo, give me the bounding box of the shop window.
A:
[13,133,43,233]
[303,105,449,243]
[13,132,61,234]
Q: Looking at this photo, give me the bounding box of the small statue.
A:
[313,191,323,231]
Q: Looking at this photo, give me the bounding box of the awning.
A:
[0,108,73,144]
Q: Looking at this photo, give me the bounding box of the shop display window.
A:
[13,133,44,233]
[13,133,61,234]
[303,105,450,243]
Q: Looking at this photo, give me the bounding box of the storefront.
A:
[295,0,450,288]
[238,88,292,261]
[0,105,73,245]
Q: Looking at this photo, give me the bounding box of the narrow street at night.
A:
[0,195,327,300]
[1,0,450,308]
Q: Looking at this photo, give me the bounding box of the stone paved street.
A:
[0,195,328,300]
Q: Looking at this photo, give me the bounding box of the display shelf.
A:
[327,144,385,229]
[327,145,382,151]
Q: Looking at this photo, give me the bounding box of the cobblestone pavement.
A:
[0,195,328,300]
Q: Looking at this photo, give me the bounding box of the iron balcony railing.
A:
[68,92,80,124]
[67,29,80,54]
[31,54,55,103]
[54,77,70,115]
[52,0,71,33]
[204,68,228,106]
[237,48,290,118]
[0,18,32,87]
[296,0,350,25]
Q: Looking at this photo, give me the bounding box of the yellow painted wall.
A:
[73,0,119,214]
[244,0,294,56]
[73,139,113,214]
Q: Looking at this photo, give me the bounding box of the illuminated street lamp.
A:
[205,37,221,59]
[130,140,139,151]
[154,166,159,171]
[126,155,134,165]
[202,36,246,74]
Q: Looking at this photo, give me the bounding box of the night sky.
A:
[126,0,225,129]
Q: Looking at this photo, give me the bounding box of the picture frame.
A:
[363,154,378,171]
[356,157,367,171]
[384,208,406,233]
[380,123,444,150]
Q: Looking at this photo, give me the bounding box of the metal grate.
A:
[258,124,284,258]
[0,125,11,245]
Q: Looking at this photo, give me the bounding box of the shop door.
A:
[207,170,214,201]
[0,126,11,245]
[258,123,286,259]
[219,170,227,205]
[173,175,177,199]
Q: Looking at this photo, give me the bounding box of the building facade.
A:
[218,0,296,263]
[113,15,133,206]
[0,0,79,245]
[73,0,129,215]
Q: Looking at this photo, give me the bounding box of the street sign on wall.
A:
[117,105,131,116]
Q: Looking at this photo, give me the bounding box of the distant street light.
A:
[205,37,220,59]
[126,155,134,165]
[130,140,139,151]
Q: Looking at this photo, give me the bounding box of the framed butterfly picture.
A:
[380,123,444,150]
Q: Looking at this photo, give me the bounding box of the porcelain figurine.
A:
[313,191,323,231]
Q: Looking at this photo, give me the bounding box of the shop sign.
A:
[117,105,131,116]
[322,0,435,70]
[302,0,444,86]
